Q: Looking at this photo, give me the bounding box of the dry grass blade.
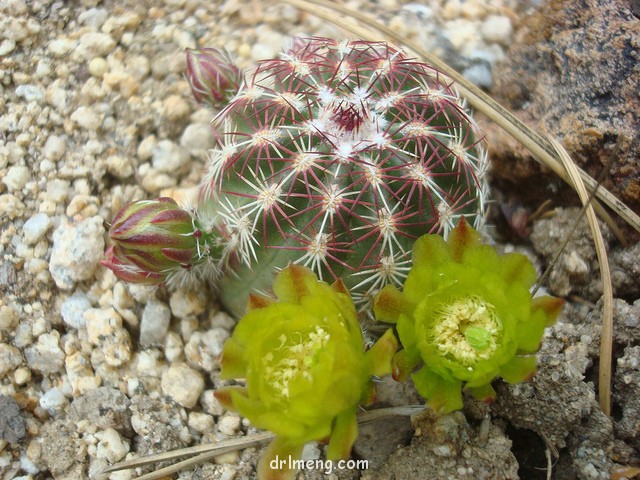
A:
[281,0,640,235]
[99,432,274,479]
[99,407,425,479]
[548,137,613,416]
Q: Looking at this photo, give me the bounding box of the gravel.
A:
[0,0,635,478]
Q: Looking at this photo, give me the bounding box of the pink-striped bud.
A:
[185,48,242,108]
[102,198,199,284]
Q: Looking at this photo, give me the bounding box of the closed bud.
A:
[103,198,200,284]
[185,48,242,108]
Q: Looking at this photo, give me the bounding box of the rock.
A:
[486,0,640,213]
[83,307,132,367]
[129,395,190,455]
[70,105,103,131]
[22,213,51,245]
[39,388,68,415]
[0,394,26,444]
[76,32,116,59]
[169,289,207,319]
[368,410,519,479]
[151,139,190,175]
[139,299,171,347]
[95,428,129,463]
[188,411,214,434]
[49,216,105,290]
[614,345,640,450]
[217,412,241,435]
[184,328,227,371]
[69,387,132,433]
[0,194,25,219]
[480,15,512,46]
[60,292,92,329]
[161,362,204,408]
[40,419,86,477]
[24,332,65,375]
[180,123,216,156]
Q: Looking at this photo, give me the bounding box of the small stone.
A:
[139,300,171,347]
[462,62,493,90]
[24,333,65,375]
[200,390,224,416]
[39,388,68,415]
[151,139,190,174]
[140,167,177,192]
[77,32,116,59]
[14,366,31,385]
[251,43,276,62]
[69,387,131,432]
[49,217,105,290]
[180,123,216,156]
[15,85,44,103]
[65,352,101,395]
[0,344,23,376]
[184,328,228,371]
[0,194,25,219]
[164,331,183,362]
[217,413,241,435]
[88,57,108,78]
[83,308,132,367]
[45,179,70,203]
[169,289,207,319]
[0,395,26,444]
[96,428,129,463]
[106,154,134,179]
[188,412,214,434]
[481,15,513,46]
[47,38,77,57]
[70,106,102,131]
[78,8,109,28]
[137,135,157,161]
[22,213,52,245]
[0,306,19,330]
[60,292,92,329]
[161,362,204,408]
[0,39,16,56]
[3,165,29,191]
[42,134,66,161]
[163,95,191,121]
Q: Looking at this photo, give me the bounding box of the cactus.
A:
[106,37,488,317]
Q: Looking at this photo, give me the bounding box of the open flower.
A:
[216,264,397,480]
[374,218,563,413]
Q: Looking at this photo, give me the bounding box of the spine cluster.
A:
[201,38,488,312]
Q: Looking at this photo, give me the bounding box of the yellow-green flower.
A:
[374,219,563,413]
[216,264,397,480]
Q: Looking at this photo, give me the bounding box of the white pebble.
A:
[22,213,52,245]
[0,39,16,56]
[161,362,204,408]
[140,300,171,347]
[24,332,65,374]
[60,292,92,329]
[49,217,105,290]
[180,123,216,156]
[151,140,190,174]
[39,387,68,414]
[88,57,109,78]
[217,413,241,435]
[3,165,30,191]
[0,343,23,376]
[188,412,215,434]
[47,38,77,57]
[83,308,132,367]
[15,85,44,103]
[70,106,102,131]
[96,428,129,463]
[0,194,25,219]
[77,32,116,59]
[169,289,206,319]
[481,15,513,46]
[42,135,66,161]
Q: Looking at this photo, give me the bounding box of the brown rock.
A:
[484,0,640,213]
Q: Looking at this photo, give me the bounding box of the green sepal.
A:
[532,296,565,327]
[466,382,496,404]
[499,356,537,384]
[326,407,358,460]
[412,366,463,413]
[258,436,305,480]
[366,328,398,377]
[373,284,412,323]
[392,347,422,381]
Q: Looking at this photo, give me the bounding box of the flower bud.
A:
[103,198,200,285]
[185,48,242,108]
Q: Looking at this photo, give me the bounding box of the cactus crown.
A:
[202,37,488,314]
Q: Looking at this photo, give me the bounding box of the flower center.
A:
[264,326,331,398]
[430,296,501,367]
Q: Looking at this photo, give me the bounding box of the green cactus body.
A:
[201,38,488,316]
